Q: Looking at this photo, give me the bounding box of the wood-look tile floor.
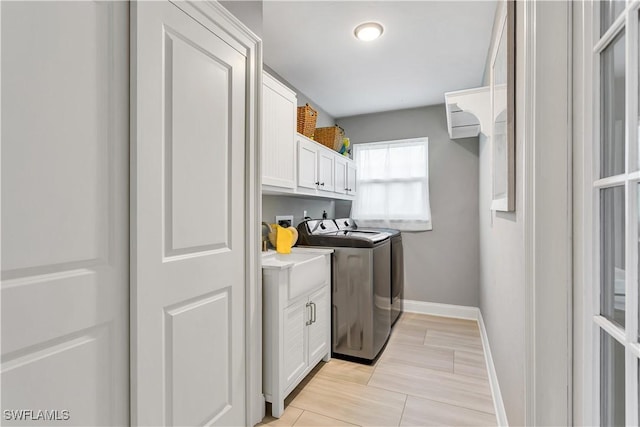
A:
[258,313,497,427]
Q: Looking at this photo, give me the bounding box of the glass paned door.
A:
[601,0,627,35]
[601,32,626,178]
[601,331,626,426]
[601,186,626,327]
[591,1,640,426]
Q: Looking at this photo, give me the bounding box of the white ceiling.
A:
[264,1,497,118]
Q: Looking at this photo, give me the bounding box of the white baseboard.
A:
[402,299,479,320]
[402,299,509,426]
[477,311,509,426]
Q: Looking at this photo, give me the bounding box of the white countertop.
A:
[261,247,334,270]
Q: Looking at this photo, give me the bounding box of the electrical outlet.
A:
[275,215,294,227]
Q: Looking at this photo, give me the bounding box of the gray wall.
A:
[219,2,336,128]
[219,1,263,38]
[263,65,336,128]
[336,105,480,307]
[262,195,334,228]
[477,1,525,424]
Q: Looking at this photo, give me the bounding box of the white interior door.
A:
[131,1,247,425]
[1,2,129,425]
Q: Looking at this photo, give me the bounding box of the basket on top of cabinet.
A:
[315,125,345,151]
[297,103,317,138]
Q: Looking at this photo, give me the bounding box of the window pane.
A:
[601,32,626,178]
[355,182,387,218]
[601,186,625,327]
[600,331,626,427]
[601,0,626,36]
[388,181,425,219]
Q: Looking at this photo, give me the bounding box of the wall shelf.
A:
[444,86,490,139]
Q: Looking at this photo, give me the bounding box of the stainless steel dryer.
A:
[337,218,404,326]
[297,219,391,362]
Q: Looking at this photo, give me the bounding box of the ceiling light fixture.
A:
[354,22,384,42]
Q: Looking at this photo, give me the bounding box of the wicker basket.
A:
[314,125,345,151]
[297,104,317,138]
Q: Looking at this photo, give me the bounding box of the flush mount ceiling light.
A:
[354,22,384,41]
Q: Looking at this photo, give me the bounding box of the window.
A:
[351,137,432,231]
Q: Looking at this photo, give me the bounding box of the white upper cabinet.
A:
[317,150,335,192]
[259,70,356,200]
[346,162,357,195]
[262,72,297,189]
[295,134,356,199]
[334,156,347,195]
[297,137,319,190]
[335,156,356,195]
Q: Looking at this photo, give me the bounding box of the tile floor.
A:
[258,313,497,427]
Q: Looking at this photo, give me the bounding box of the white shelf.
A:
[444,86,490,139]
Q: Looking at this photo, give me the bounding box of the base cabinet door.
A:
[282,299,309,389]
[307,286,331,363]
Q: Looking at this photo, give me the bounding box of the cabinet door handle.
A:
[320,182,325,186]
[305,302,312,325]
[315,181,320,186]
[311,302,317,324]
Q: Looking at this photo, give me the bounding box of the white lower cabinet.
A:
[262,250,332,418]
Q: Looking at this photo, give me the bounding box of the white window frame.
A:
[582,1,640,425]
[352,137,432,231]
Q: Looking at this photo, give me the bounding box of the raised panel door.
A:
[1,2,129,424]
[132,2,247,425]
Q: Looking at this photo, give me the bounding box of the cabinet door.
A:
[298,139,318,190]
[317,150,335,192]
[334,156,347,194]
[307,286,330,363]
[282,298,309,388]
[262,73,296,189]
[346,162,357,195]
